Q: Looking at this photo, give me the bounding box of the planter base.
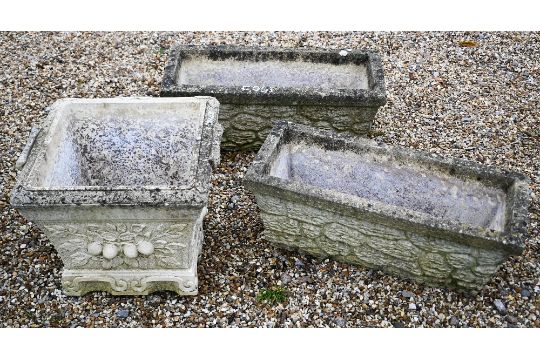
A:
[62,268,198,296]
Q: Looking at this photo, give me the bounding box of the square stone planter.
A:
[161,45,387,150]
[11,97,223,296]
[244,121,530,291]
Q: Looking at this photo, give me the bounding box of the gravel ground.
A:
[0,32,539,328]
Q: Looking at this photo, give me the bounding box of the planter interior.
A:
[34,100,208,189]
[270,142,506,232]
[178,55,370,90]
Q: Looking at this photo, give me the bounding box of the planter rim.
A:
[11,97,220,208]
[160,45,387,107]
[244,121,530,255]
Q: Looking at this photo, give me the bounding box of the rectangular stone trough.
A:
[244,122,530,291]
[11,97,223,296]
[160,45,387,150]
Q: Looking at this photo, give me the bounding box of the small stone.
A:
[493,299,507,314]
[116,309,129,319]
[505,315,518,324]
[408,303,417,311]
[295,276,313,284]
[520,289,531,298]
[280,273,292,285]
[335,317,347,327]
[294,259,305,268]
[401,290,414,298]
[449,316,459,326]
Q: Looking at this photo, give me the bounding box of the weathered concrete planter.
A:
[245,122,530,291]
[161,46,387,150]
[11,97,223,296]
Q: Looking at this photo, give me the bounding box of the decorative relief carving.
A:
[62,273,198,295]
[257,194,509,291]
[41,222,190,270]
[219,104,375,150]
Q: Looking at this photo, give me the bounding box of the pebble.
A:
[280,273,292,285]
[520,289,531,298]
[505,315,518,324]
[335,317,347,327]
[401,290,414,298]
[408,303,417,311]
[493,299,507,314]
[116,309,129,319]
[294,276,313,285]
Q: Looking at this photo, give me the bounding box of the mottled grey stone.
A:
[317,237,351,257]
[245,121,530,291]
[452,269,479,284]
[161,46,387,150]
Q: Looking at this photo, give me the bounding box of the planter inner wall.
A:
[33,101,204,188]
[178,56,369,90]
[270,141,507,231]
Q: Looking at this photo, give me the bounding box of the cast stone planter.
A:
[244,121,530,291]
[11,97,223,296]
[161,45,387,150]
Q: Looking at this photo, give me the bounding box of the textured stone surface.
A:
[161,46,386,150]
[10,97,222,295]
[245,121,530,291]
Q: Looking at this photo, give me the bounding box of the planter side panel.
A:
[255,193,509,291]
[220,104,377,150]
[23,207,206,296]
